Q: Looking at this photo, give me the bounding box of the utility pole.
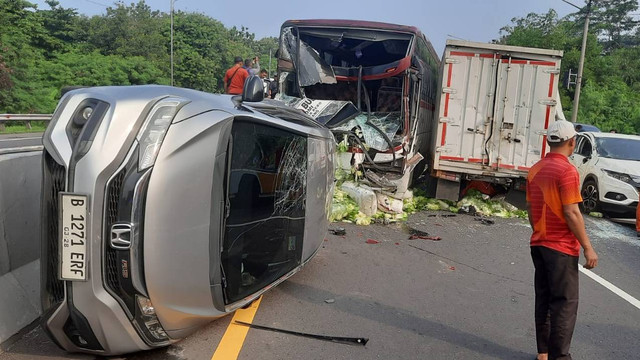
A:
[562,0,592,123]
[269,48,272,78]
[170,0,175,86]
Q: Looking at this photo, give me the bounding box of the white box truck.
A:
[430,40,565,200]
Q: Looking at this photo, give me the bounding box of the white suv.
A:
[569,132,640,224]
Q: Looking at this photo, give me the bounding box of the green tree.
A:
[590,0,639,50]
[498,7,640,134]
[0,0,285,113]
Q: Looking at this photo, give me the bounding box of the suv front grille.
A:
[41,151,66,310]
[105,170,126,293]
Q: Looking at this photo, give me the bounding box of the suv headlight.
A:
[136,97,190,171]
[602,169,635,185]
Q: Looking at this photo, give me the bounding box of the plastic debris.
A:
[341,181,378,216]
[328,228,346,236]
[589,212,604,218]
[404,225,442,241]
[365,239,379,244]
[475,217,495,225]
[324,298,335,304]
[377,193,404,214]
[409,235,442,241]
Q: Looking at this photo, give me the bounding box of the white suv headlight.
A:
[137,97,189,171]
[602,169,635,185]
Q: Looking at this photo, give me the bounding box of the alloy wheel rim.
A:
[582,184,598,212]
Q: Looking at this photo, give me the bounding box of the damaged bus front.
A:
[276,20,440,200]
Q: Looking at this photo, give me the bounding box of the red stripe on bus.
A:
[335,57,411,81]
[518,166,531,171]
[468,158,485,163]
[440,156,465,161]
[480,53,498,58]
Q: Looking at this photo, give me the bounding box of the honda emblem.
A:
[110,223,133,250]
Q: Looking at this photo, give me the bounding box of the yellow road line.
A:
[211,296,262,360]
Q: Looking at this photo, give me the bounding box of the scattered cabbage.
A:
[330,168,528,225]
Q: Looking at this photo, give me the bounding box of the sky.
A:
[31,0,584,54]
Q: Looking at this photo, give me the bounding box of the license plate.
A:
[59,193,89,281]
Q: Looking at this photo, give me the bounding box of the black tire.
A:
[580,179,600,213]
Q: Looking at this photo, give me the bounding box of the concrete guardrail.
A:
[0,150,43,345]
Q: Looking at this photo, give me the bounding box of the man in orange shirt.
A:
[526,120,598,360]
[224,56,249,95]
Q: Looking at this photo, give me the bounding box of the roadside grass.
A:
[0,122,48,134]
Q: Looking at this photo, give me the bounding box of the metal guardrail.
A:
[0,114,53,131]
[0,146,44,155]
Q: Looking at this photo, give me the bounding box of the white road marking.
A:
[0,137,42,142]
[579,265,640,310]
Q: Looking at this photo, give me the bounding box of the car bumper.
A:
[598,176,639,219]
[40,150,157,355]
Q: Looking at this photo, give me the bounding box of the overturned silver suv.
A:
[40,79,335,355]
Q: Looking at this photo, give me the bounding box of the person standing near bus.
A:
[526,120,598,360]
[224,56,249,95]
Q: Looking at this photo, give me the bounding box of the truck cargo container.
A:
[430,40,564,200]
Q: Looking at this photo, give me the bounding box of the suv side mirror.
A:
[583,156,591,164]
[242,76,264,103]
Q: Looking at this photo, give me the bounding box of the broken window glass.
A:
[279,26,337,88]
[222,121,307,304]
[297,41,337,87]
[331,113,402,152]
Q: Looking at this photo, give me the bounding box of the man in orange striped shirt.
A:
[526,120,598,360]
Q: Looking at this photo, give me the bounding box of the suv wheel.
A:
[581,179,600,213]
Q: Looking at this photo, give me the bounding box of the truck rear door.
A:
[435,50,498,172]
[434,42,561,179]
[491,57,560,173]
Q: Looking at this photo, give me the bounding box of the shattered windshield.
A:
[280,27,337,87]
[279,26,412,88]
[596,137,640,161]
[298,30,411,68]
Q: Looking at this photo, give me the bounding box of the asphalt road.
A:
[0,133,43,150]
[1,212,639,360]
